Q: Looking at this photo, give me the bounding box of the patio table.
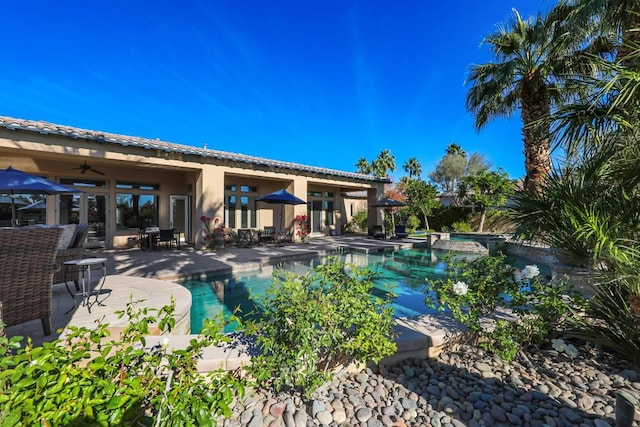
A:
[63,257,109,313]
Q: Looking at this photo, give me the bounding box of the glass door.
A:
[170,195,190,244]
[87,194,107,248]
[59,193,108,248]
[310,200,322,233]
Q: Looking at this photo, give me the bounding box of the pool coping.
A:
[49,235,529,373]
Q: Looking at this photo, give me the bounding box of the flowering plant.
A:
[293,213,310,242]
[426,254,586,362]
[201,215,225,250]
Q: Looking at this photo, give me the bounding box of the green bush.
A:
[430,206,472,232]
[426,254,586,362]
[345,210,368,233]
[0,300,245,426]
[406,214,420,233]
[564,265,640,364]
[451,221,472,232]
[246,256,397,397]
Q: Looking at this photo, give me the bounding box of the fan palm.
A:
[570,0,640,67]
[372,150,395,178]
[466,6,592,192]
[355,157,373,175]
[403,157,422,179]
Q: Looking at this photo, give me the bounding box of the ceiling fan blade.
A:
[90,168,105,176]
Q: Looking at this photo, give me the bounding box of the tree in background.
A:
[372,149,396,178]
[458,169,514,232]
[355,157,373,175]
[403,157,422,179]
[403,178,439,230]
[429,144,491,205]
[355,150,396,179]
[446,143,465,156]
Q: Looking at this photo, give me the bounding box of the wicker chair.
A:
[0,227,62,335]
[54,224,90,291]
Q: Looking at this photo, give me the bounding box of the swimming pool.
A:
[184,248,466,333]
[182,248,545,333]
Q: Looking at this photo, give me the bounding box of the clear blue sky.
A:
[1,0,557,181]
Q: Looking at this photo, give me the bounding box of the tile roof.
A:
[0,116,389,183]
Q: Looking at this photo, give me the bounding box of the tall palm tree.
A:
[570,0,640,67]
[466,7,588,191]
[549,1,639,154]
[355,157,373,175]
[373,149,395,178]
[403,157,422,178]
[445,143,465,156]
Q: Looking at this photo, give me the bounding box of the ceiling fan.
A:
[74,161,105,176]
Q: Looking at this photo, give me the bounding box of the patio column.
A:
[287,179,307,240]
[367,187,383,236]
[194,166,225,249]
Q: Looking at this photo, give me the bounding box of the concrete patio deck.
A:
[4,235,461,368]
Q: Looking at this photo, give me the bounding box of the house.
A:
[0,116,389,247]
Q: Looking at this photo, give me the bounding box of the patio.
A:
[4,235,423,348]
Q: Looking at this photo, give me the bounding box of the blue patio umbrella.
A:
[0,166,83,225]
[256,189,307,232]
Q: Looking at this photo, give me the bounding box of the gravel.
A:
[218,343,640,426]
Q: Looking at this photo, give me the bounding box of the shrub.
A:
[451,221,472,232]
[564,261,640,364]
[430,206,472,231]
[346,210,368,233]
[425,254,586,362]
[0,300,245,426]
[406,214,420,233]
[245,256,397,397]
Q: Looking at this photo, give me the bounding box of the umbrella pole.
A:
[10,190,17,226]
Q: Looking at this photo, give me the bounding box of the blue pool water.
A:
[182,248,544,333]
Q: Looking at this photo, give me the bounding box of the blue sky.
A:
[1,0,557,181]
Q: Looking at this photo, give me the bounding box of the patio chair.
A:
[54,224,91,291]
[137,227,149,250]
[0,227,62,335]
[259,226,277,245]
[371,225,385,239]
[237,229,254,248]
[395,224,409,239]
[156,229,175,250]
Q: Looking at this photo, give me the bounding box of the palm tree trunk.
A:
[521,81,552,193]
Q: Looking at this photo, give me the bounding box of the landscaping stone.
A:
[218,343,640,427]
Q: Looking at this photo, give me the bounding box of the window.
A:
[116,193,158,229]
[225,185,257,228]
[61,178,107,188]
[116,182,160,191]
[324,200,334,226]
[307,189,335,233]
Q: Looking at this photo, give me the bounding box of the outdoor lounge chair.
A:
[395,224,409,239]
[0,227,62,335]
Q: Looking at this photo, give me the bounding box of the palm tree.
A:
[445,143,465,156]
[466,7,589,191]
[570,0,640,68]
[373,150,395,178]
[355,157,373,175]
[403,157,422,178]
